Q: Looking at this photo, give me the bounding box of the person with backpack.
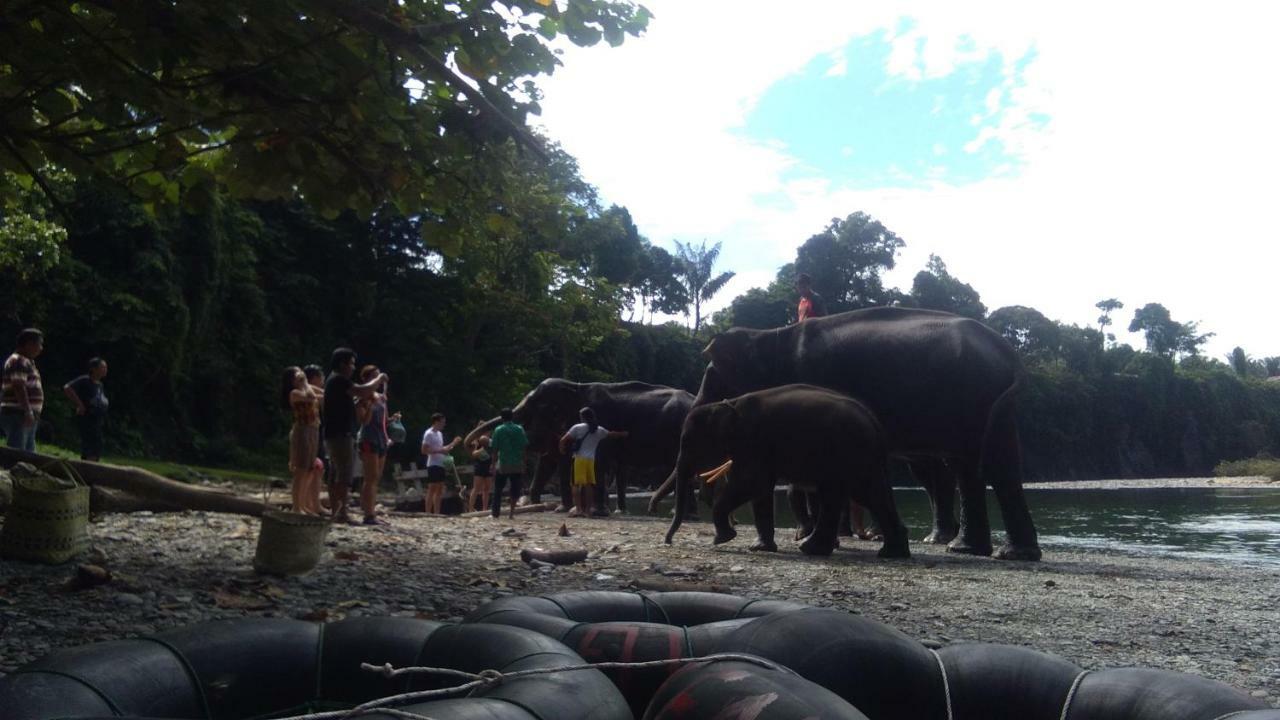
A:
[559,407,628,518]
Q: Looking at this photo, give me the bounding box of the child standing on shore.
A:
[470,435,494,512]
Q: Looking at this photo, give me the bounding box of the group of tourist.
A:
[283,347,538,525]
[283,348,399,525]
[2,328,110,462]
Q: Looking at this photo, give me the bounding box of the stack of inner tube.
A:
[3,591,1278,719]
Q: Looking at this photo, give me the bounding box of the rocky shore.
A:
[2,496,1278,707]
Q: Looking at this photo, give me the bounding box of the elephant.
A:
[664,384,909,558]
[465,379,694,514]
[650,307,1041,561]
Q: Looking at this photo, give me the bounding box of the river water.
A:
[650,486,1280,567]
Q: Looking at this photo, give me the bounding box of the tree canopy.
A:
[1,0,651,221]
[909,254,986,319]
[793,212,904,312]
[1128,302,1213,359]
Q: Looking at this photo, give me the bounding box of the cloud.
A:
[534,1,1280,358]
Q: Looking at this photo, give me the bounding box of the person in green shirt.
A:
[489,407,529,519]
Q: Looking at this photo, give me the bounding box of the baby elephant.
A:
[665,384,909,558]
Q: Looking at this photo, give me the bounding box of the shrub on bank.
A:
[1214,454,1280,481]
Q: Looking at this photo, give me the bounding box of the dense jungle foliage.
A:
[5,173,1278,481]
[3,1,1277,481]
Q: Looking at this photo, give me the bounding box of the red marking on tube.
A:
[668,689,697,715]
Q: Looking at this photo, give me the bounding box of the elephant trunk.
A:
[663,457,693,544]
[464,416,501,448]
[650,469,677,512]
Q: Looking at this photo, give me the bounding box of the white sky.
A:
[532,1,1279,360]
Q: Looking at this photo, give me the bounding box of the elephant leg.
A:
[557,457,573,513]
[947,457,994,557]
[591,466,610,516]
[915,457,959,545]
[837,503,854,537]
[798,485,840,556]
[987,416,1042,561]
[857,473,910,559]
[749,493,777,552]
[788,486,815,541]
[527,455,555,506]
[712,468,757,545]
[615,466,629,514]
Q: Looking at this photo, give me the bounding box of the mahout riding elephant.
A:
[664,384,909,558]
[465,379,694,513]
[650,307,1040,561]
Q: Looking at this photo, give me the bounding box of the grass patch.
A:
[35,443,277,489]
[1214,455,1280,482]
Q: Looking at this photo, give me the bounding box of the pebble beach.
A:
[1,477,1278,708]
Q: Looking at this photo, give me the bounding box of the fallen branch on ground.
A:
[0,447,266,517]
[460,502,555,519]
[519,547,588,565]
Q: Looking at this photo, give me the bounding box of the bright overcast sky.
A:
[532,1,1279,360]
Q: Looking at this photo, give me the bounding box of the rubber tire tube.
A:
[1063,667,1270,720]
[642,658,871,720]
[1,637,207,720]
[938,643,1083,720]
[715,607,949,720]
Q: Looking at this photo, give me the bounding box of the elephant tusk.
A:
[697,459,732,480]
[698,459,733,484]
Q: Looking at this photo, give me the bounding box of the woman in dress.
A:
[281,366,322,514]
[355,365,390,525]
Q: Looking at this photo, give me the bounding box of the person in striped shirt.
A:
[2,328,45,452]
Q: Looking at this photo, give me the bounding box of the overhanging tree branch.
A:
[311,0,547,160]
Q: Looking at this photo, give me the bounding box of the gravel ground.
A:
[1,489,1278,707]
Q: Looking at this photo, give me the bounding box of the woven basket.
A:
[0,462,90,564]
[253,509,331,576]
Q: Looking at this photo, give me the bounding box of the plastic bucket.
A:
[253,509,331,575]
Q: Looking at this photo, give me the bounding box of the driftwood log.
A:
[519,547,588,565]
[0,447,265,517]
[460,501,555,519]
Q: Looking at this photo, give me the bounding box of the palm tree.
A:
[673,239,735,335]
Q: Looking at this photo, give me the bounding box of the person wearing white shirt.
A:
[421,412,461,514]
[558,407,628,518]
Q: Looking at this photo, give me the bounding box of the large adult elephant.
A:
[650,307,1041,561]
[465,380,694,513]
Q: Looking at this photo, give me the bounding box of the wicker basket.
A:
[252,509,331,576]
[0,462,90,564]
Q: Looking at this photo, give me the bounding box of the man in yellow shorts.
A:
[559,407,628,518]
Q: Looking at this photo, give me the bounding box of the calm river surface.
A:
[651,486,1280,567]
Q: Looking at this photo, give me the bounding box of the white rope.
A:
[1209,712,1257,720]
[929,649,954,720]
[1058,670,1091,720]
[268,653,794,720]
